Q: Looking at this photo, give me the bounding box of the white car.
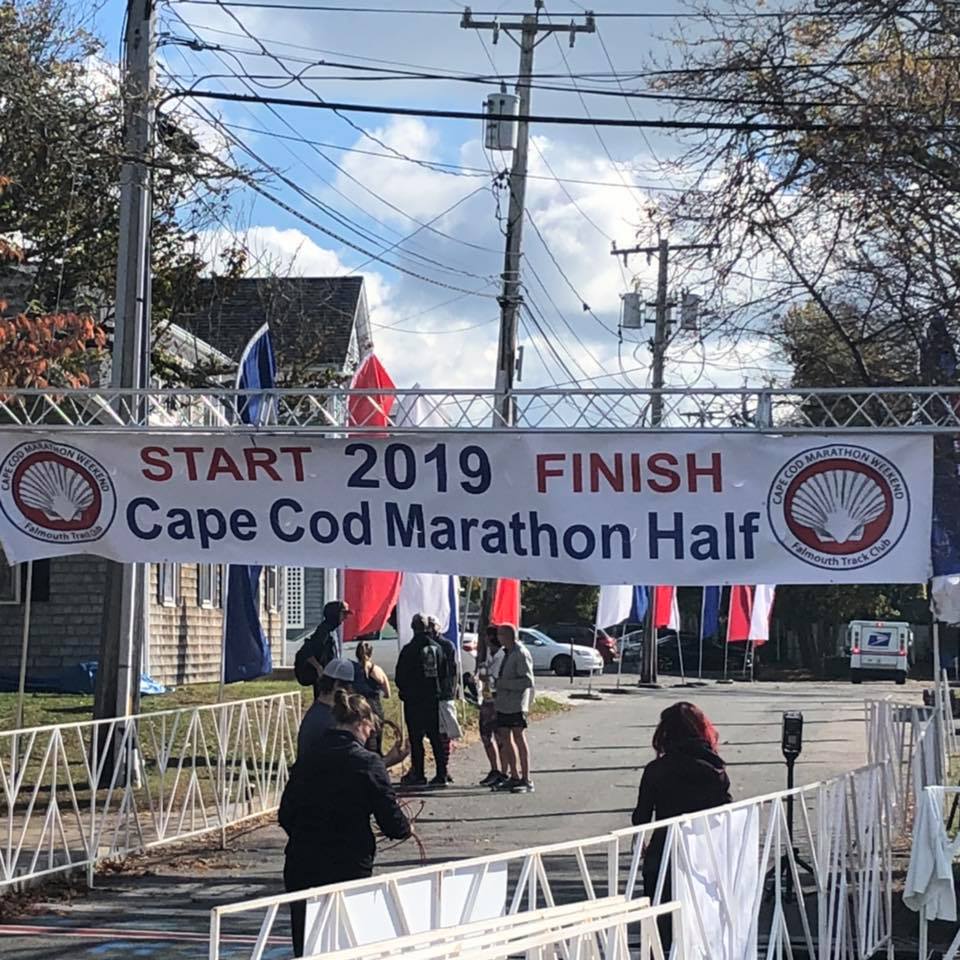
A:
[519,627,604,676]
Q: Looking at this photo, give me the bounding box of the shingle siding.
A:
[0,560,283,688]
[0,556,107,678]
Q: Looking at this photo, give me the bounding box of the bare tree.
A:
[640,0,960,385]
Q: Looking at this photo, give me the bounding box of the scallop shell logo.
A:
[18,458,96,524]
[1,442,116,544]
[767,445,910,570]
[788,469,886,545]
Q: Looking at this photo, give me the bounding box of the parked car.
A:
[519,627,604,676]
[656,631,759,678]
[533,622,619,664]
[287,628,476,679]
[619,630,759,678]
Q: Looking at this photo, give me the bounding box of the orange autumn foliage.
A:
[0,300,107,388]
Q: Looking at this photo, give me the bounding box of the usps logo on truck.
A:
[866,632,892,647]
[0,440,116,545]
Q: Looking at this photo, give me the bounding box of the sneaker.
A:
[446,774,454,784]
[511,778,535,794]
[493,776,522,792]
[400,772,427,787]
[479,770,502,787]
[428,776,449,788]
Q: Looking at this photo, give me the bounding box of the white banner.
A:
[0,432,931,584]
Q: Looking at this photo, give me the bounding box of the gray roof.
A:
[174,276,363,368]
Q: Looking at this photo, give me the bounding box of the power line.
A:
[161,57,888,110]
[166,89,960,132]
[170,0,946,18]
[217,119,688,191]
[163,6,503,280]
[163,19,960,83]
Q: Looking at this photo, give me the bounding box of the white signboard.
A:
[0,432,932,584]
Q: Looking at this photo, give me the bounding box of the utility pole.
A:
[464,1,594,653]
[612,237,717,684]
[94,0,155,751]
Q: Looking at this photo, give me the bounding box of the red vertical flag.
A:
[726,585,755,643]
[343,353,402,640]
[490,579,521,626]
[652,586,680,630]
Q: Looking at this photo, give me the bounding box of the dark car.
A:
[533,622,620,665]
[656,630,759,678]
[621,629,759,678]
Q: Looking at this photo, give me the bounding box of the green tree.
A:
[0,0,238,378]
[521,582,598,626]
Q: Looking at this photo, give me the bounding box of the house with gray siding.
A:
[0,275,373,686]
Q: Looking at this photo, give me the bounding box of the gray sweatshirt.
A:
[494,643,535,714]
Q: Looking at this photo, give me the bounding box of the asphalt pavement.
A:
[0,675,923,959]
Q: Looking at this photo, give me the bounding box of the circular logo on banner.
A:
[0,441,116,545]
[767,445,910,570]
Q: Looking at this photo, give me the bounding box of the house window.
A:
[266,566,281,613]
[0,549,19,604]
[285,567,304,629]
[158,562,180,606]
[197,564,215,608]
[215,565,225,608]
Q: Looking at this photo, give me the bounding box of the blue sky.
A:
[78,0,787,392]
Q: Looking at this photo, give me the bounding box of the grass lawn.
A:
[0,677,566,736]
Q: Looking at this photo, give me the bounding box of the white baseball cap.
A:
[323,658,355,684]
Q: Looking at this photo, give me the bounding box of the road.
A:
[0,676,919,959]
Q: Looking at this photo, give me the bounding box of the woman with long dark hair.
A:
[631,702,731,947]
[353,640,390,753]
[279,689,410,956]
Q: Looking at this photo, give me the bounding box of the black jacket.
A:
[395,631,449,703]
[279,729,410,872]
[435,635,459,701]
[631,738,731,867]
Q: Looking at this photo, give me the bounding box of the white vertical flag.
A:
[748,584,776,643]
[596,584,635,629]
[397,572,451,644]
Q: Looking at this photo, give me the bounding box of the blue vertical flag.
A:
[631,586,649,622]
[444,575,460,647]
[701,586,721,641]
[223,324,276,684]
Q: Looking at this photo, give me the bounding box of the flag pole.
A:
[12,562,34,788]
[698,587,705,682]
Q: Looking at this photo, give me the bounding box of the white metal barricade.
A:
[302,896,667,960]
[210,764,890,960]
[0,692,300,889]
[311,898,681,960]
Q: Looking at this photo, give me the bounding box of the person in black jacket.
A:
[395,614,449,787]
[428,615,459,783]
[295,601,351,699]
[278,689,410,956]
[631,701,731,949]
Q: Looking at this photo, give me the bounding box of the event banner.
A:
[0,432,932,585]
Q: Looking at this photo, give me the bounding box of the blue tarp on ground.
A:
[0,661,169,695]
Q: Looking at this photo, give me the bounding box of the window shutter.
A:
[285,566,304,629]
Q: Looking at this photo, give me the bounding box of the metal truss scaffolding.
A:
[2,386,960,434]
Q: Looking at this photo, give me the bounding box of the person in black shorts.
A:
[478,628,505,785]
[492,623,535,793]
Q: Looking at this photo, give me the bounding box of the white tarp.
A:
[904,786,960,922]
[674,806,760,960]
[0,432,931,585]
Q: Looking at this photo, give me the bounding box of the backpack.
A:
[420,640,440,681]
[294,643,318,687]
